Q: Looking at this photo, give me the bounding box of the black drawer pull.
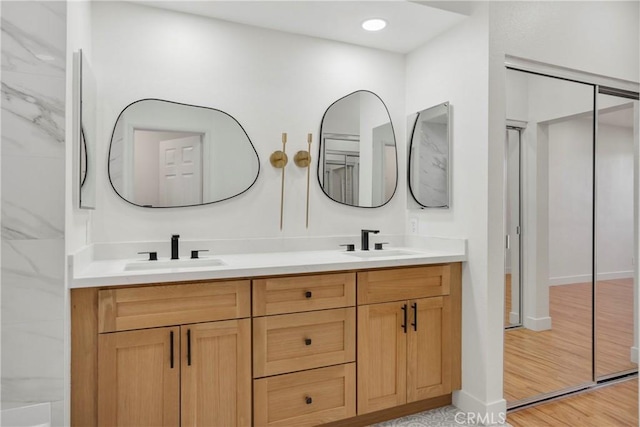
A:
[304,338,312,346]
[305,396,313,405]
[305,291,312,299]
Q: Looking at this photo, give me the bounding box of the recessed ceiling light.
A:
[362,18,387,32]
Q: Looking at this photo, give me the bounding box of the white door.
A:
[158,135,203,207]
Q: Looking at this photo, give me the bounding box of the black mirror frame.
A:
[407,101,451,209]
[107,98,260,209]
[317,89,398,209]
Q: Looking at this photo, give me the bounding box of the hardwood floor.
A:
[504,279,637,403]
[596,278,637,377]
[505,274,512,326]
[508,378,638,427]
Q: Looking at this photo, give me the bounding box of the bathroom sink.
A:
[124,258,226,271]
[342,249,421,259]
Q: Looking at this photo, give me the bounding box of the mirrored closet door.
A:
[504,69,596,405]
[595,91,639,380]
[504,68,639,408]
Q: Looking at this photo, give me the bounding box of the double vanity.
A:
[70,237,465,427]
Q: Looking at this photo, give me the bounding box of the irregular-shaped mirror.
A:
[318,90,397,207]
[408,102,450,208]
[109,99,259,208]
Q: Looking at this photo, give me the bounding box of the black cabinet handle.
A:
[187,329,192,366]
[305,291,312,299]
[305,338,312,346]
[170,330,174,369]
[305,396,313,405]
[401,304,407,333]
[411,302,417,331]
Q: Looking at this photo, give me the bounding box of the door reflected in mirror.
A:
[108,99,259,208]
[318,90,397,208]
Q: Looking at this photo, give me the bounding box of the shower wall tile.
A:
[1,71,66,158]
[1,320,64,404]
[1,1,66,78]
[1,156,64,240]
[1,239,65,325]
[1,0,67,412]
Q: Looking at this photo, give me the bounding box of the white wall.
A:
[493,1,639,83]
[547,118,594,283]
[89,2,406,244]
[548,119,634,284]
[406,3,506,419]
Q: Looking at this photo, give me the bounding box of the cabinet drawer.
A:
[98,281,250,333]
[253,308,355,377]
[254,363,356,427]
[357,265,451,305]
[253,273,355,316]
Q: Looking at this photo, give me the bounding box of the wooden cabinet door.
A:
[357,301,407,414]
[98,327,180,426]
[181,319,252,427]
[407,296,452,402]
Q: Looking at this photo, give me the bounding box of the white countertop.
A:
[70,236,466,288]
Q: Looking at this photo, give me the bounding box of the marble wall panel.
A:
[1,239,64,324]
[1,1,66,78]
[1,1,66,418]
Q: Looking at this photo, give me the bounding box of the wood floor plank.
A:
[508,379,638,427]
[504,280,637,403]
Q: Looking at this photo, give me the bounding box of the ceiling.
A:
[134,1,469,54]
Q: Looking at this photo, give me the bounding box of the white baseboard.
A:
[524,315,552,331]
[549,271,633,286]
[509,312,520,325]
[631,346,638,364]
[453,390,507,426]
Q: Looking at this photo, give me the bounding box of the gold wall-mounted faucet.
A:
[270,133,288,230]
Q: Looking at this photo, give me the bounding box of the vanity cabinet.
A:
[71,264,460,427]
[356,265,459,415]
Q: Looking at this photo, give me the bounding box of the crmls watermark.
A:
[454,411,507,425]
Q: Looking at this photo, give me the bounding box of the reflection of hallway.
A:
[504,280,636,402]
